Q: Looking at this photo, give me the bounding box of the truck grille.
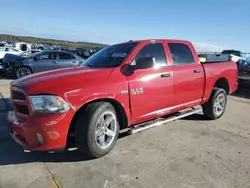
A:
[13,90,25,100]
[11,88,30,116]
[15,104,29,115]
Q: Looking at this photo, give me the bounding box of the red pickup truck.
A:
[7,39,238,158]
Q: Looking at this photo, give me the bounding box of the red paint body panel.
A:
[8,39,238,151]
[202,61,238,101]
[9,109,75,150]
[172,64,204,105]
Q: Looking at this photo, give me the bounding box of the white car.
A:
[0,47,22,59]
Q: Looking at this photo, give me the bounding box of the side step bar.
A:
[128,108,202,134]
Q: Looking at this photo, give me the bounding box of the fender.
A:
[64,91,132,125]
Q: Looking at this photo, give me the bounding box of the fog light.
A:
[36,133,44,145]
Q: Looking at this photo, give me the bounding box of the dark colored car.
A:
[0,58,3,76]
[2,50,85,78]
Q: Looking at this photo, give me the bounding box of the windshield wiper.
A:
[85,64,96,67]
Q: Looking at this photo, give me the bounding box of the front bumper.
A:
[1,64,15,77]
[7,110,74,151]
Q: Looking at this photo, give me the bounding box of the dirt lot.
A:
[0,79,250,188]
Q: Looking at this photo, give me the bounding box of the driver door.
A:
[127,42,174,124]
[33,52,58,72]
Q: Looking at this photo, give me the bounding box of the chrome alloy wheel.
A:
[213,93,226,116]
[95,111,117,149]
[16,67,32,78]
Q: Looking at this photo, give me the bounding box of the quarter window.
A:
[135,43,167,67]
[168,43,195,65]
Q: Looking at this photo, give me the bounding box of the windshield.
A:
[221,50,241,57]
[80,42,138,67]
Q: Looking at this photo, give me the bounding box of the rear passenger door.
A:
[57,52,78,69]
[167,43,204,106]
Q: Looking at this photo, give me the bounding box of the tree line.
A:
[0,34,108,49]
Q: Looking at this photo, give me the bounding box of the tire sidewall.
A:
[87,103,120,157]
[211,89,227,119]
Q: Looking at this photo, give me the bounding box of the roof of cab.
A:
[117,39,191,45]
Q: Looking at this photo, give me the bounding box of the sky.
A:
[0,0,249,52]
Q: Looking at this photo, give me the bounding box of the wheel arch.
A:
[15,65,33,73]
[67,98,129,139]
[14,65,33,78]
[213,77,230,94]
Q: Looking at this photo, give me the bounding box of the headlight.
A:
[29,95,70,114]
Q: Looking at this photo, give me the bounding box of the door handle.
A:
[52,61,57,64]
[161,73,172,78]
[194,69,202,73]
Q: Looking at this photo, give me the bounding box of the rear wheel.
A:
[75,102,120,158]
[202,88,227,120]
[15,67,32,78]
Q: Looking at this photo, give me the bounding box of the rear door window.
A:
[58,52,75,60]
[168,43,195,65]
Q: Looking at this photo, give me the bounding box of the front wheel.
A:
[75,102,120,158]
[15,67,32,78]
[202,88,227,120]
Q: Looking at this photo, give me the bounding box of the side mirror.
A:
[133,57,155,70]
[125,57,155,76]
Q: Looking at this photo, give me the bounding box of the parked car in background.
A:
[0,47,22,59]
[238,60,250,73]
[0,47,23,74]
[199,50,242,62]
[198,49,250,74]
[2,50,85,78]
[7,39,238,158]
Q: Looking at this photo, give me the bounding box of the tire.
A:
[75,102,120,158]
[202,88,227,120]
[15,67,32,78]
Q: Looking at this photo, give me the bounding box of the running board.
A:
[128,108,202,134]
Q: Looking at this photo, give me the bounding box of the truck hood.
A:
[11,66,113,94]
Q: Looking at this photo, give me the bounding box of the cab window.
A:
[168,43,195,65]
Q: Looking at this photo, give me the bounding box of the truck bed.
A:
[199,53,242,63]
[201,61,238,101]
